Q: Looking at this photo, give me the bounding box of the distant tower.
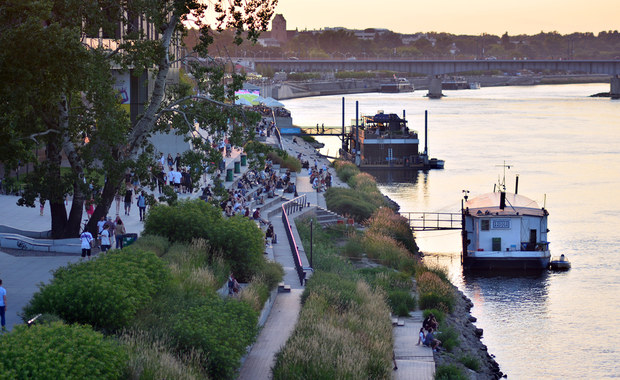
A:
[271,14,287,44]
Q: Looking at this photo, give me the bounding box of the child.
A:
[417,327,425,345]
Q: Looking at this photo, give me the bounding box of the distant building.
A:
[271,14,288,43]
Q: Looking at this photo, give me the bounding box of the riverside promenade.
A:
[0,134,434,379]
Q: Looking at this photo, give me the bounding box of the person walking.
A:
[80,229,94,260]
[0,279,6,332]
[100,224,111,253]
[114,217,126,249]
[124,186,133,216]
[137,191,146,221]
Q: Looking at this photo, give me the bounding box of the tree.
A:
[0,0,276,238]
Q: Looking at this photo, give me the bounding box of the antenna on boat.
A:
[495,161,511,191]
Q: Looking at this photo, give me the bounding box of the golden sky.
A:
[274,0,620,35]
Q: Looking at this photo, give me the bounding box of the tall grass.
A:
[416,271,455,313]
[121,330,207,380]
[366,207,418,254]
[273,282,392,379]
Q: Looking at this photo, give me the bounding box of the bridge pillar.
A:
[427,76,443,98]
[611,75,620,99]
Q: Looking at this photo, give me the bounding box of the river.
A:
[281,83,620,379]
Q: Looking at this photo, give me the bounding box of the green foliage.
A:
[333,160,360,182]
[260,260,285,290]
[287,72,321,81]
[435,364,468,380]
[458,354,480,371]
[273,282,393,380]
[267,150,301,172]
[416,271,455,313]
[212,215,266,282]
[324,187,377,222]
[0,322,127,379]
[366,207,418,254]
[387,290,416,317]
[131,235,171,257]
[172,297,258,379]
[121,330,206,380]
[23,248,170,331]
[300,134,318,144]
[302,271,362,311]
[436,326,460,352]
[144,199,222,243]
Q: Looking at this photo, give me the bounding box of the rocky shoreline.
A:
[434,284,504,379]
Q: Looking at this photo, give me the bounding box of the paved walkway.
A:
[393,311,436,379]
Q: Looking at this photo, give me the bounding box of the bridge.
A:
[400,212,462,232]
[254,59,620,97]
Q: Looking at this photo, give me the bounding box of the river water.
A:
[281,84,620,379]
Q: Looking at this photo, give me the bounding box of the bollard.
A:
[234,161,241,173]
[226,168,233,181]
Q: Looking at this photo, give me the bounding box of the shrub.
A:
[324,187,376,222]
[239,276,270,312]
[366,208,418,254]
[144,199,222,244]
[435,364,468,380]
[387,290,416,317]
[268,150,301,172]
[0,322,127,379]
[172,297,258,379]
[23,249,170,331]
[131,235,171,257]
[436,326,460,352]
[416,271,455,313]
[459,354,480,371]
[259,260,285,290]
[333,160,359,182]
[212,215,266,282]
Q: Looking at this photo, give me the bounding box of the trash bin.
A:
[240,154,247,166]
[226,168,233,181]
[234,161,241,173]
[122,233,138,247]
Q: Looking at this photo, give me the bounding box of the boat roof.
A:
[465,192,545,217]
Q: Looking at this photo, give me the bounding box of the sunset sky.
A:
[274,0,620,36]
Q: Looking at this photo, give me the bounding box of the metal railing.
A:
[281,195,308,285]
[401,212,462,231]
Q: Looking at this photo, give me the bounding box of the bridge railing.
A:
[401,212,462,231]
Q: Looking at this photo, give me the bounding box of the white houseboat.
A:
[461,191,551,270]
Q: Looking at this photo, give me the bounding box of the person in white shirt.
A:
[100,225,111,252]
[80,230,94,259]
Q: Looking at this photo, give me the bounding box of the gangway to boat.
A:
[400,212,462,231]
[298,126,352,136]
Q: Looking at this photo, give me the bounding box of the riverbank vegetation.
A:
[18,200,284,379]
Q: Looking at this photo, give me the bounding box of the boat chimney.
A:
[424,110,428,155]
[500,191,506,210]
[515,174,519,195]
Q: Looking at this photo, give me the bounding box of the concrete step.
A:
[277,283,291,293]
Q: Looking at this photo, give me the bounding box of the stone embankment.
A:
[435,285,504,379]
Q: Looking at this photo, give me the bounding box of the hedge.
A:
[0,322,127,380]
[23,248,170,331]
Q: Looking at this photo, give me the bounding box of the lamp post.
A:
[309,218,313,268]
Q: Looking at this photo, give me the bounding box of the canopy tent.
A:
[235,97,253,106]
[261,97,285,107]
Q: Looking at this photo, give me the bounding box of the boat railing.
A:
[520,241,550,251]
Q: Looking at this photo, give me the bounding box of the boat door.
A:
[528,229,537,250]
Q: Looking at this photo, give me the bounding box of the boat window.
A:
[481,219,490,231]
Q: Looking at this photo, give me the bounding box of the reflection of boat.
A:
[380,77,414,93]
[462,190,551,270]
[549,254,571,270]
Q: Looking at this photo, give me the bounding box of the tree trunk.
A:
[86,176,122,234]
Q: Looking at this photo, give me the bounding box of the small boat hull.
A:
[549,256,571,270]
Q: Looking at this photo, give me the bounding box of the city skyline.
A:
[274,0,620,36]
